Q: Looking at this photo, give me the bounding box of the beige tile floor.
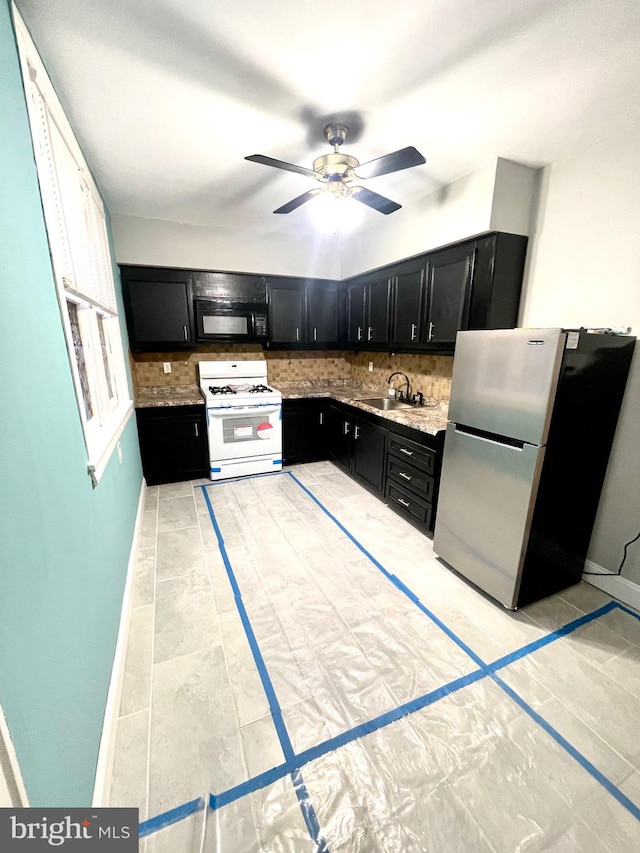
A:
[109,462,640,852]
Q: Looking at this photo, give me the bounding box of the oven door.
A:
[206,404,282,462]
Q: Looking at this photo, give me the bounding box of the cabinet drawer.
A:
[385,482,433,527]
[386,457,434,501]
[387,434,436,475]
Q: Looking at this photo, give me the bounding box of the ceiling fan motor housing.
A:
[313,152,359,181]
[324,123,348,148]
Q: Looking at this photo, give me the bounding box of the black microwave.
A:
[194,299,268,343]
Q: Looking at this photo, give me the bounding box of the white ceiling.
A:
[15,0,640,238]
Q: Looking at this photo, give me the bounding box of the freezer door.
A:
[433,424,545,609]
[448,328,565,445]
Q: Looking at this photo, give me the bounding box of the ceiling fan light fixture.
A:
[310,190,362,235]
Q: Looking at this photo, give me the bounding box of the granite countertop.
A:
[135,385,204,408]
[275,380,449,436]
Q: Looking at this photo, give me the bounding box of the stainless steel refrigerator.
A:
[433,328,635,609]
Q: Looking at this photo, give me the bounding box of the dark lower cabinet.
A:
[282,399,326,464]
[352,419,387,492]
[326,403,352,471]
[384,431,442,533]
[325,402,387,494]
[283,396,444,532]
[136,405,208,486]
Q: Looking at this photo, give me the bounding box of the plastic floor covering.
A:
[111,464,640,852]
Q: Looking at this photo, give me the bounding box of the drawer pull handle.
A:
[399,472,412,481]
[400,448,414,456]
[397,497,410,507]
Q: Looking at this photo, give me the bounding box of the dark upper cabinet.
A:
[346,280,367,345]
[346,275,391,347]
[387,232,527,353]
[424,242,475,346]
[266,279,304,346]
[121,267,195,351]
[266,277,340,348]
[392,268,425,347]
[306,280,340,345]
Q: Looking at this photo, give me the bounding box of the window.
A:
[14,6,133,485]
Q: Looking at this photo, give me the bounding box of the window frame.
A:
[13,6,133,485]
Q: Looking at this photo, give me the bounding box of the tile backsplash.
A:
[130,346,453,401]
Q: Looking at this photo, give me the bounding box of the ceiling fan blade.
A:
[350,186,401,215]
[274,188,323,214]
[245,154,320,181]
[352,146,426,180]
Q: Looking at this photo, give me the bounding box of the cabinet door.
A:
[392,269,425,347]
[137,407,208,486]
[346,281,367,344]
[126,279,193,348]
[282,400,325,464]
[307,283,340,344]
[366,277,392,344]
[325,404,352,471]
[425,244,474,345]
[352,418,387,492]
[267,281,304,345]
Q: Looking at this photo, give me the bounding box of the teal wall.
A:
[0,0,143,806]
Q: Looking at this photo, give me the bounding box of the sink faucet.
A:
[387,371,411,401]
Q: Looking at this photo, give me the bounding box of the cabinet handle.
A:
[428,321,434,340]
[344,421,350,435]
[319,412,324,425]
[194,423,199,437]
[313,327,317,341]
[183,325,188,340]
[354,425,360,439]
[399,471,412,481]
[400,448,414,456]
[411,323,417,341]
[296,327,300,341]
[367,326,373,341]
[397,497,410,507]
[357,326,362,341]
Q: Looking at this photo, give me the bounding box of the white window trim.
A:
[13,5,134,485]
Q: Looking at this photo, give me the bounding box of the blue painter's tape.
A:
[139,797,204,837]
[286,470,640,826]
[489,601,619,672]
[202,488,294,760]
[611,601,640,622]
[211,467,222,473]
[493,671,640,821]
[273,458,283,464]
[201,485,331,849]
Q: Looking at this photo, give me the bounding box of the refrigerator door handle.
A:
[452,423,528,450]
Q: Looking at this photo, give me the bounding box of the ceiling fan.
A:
[245,124,426,215]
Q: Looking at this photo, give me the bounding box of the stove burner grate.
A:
[208,385,236,395]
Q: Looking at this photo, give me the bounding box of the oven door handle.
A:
[207,405,281,418]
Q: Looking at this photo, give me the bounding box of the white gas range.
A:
[198,360,282,481]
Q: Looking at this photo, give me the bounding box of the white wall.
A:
[339,159,499,278]
[111,215,342,279]
[521,123,640,583]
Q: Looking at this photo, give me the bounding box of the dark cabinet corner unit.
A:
[282,398,327,464]
[120,265,195,351]
[136,405,208,486]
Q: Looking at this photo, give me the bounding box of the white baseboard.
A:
[0,704,29,807]
[92,478,147,807]
[583,559,640,613]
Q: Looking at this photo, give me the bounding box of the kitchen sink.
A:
[355,397,414,411]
